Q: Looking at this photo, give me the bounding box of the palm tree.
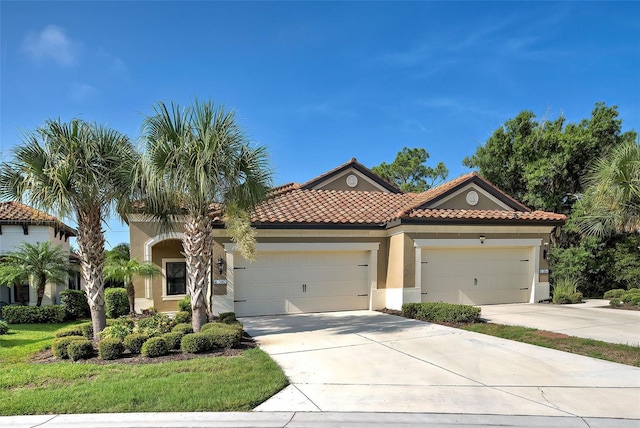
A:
[579,141,640,237]
[0,242,70,306]
[104,255,161,314]
[139,99,272,331]
[0,119,137,339]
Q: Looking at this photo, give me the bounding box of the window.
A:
[13,283,29,304]
[165,260,187,296]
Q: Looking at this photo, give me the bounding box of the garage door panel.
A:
[233,250,370,316]
[422,247,531,305]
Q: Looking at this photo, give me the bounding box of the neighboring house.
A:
[0,201,77,306]
[129,159,565,316]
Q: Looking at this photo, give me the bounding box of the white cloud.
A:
[22,25,79,66]
[69,82,98,102]
[96,48,128,74]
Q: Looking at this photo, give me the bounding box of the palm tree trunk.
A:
[183,215,213,332]
[126,280,135,314]
[36,274,46,307]
[76,208,107,340]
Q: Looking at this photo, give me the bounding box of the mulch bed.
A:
[32,333,257,365]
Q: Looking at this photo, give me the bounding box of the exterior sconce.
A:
[479,235,486,244]
[216,257,225,275]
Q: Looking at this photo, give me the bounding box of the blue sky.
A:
[1,1,639,249]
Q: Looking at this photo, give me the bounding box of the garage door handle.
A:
[519,288,529,290]
[358,294,369,297]
[234,267,246,270]
[234,300,247,303]
[421,292,428,295]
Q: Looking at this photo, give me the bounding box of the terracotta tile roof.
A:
[252,188,417,225]
[301,158,402,193]
[0,201,76,236]
[406,208,566,222]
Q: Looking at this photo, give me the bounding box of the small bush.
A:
[610,298,622,307]
[181,333,212,353]
[105,288,129,318]
[67,339,94,361]
[0,321,9,335]
[141,337,169,358]
[137,313,175,337]
[553,291,583,304]
[604,289,626,299]
[622,289,640,306]
[1,305,66,324]
[172,323,193,335]
[178,295,192,313]
[99,338,124,360]
[218,312,236,323]
[99,321,134,340]
[201,327,242,348]
[60,289,90,320]
[174,311,191,324]
[401,302,481,324]
[79,322,94,340]
[123,333,148,354]
[52,335,86,359]
[163,332,183,350]
[55,325,84,338]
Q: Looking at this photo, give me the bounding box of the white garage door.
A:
[233,251,370,316]
[421,247,532,305]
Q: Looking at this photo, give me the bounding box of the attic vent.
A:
[346,174,358,188]
[466,190,479,206]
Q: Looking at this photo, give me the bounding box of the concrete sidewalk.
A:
[2,412,639,427]
[244,311,640,419]
[479,300,640,346]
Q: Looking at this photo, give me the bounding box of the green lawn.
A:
[461,323,640,367]
[0,323,288,415]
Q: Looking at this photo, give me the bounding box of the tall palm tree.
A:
[139,99,272,331]
[579,141,640,237]
[104,254,161,314]
[0,119,137,338]
[0,242,70,306]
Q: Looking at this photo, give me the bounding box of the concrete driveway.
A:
[242,310,640,419]
[480,300,640,346]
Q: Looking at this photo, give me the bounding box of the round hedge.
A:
[163,332,183,350]
[67,339,94,361]
[181,333,211,354]
[174,311,191,324]
[0,321,9,335]
[52,335,86,359]
[172,323,193,335]
[142,337,169,358]
[123,333,148,354]
[99,338,124,360]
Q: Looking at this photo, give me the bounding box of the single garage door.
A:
[421,247,531,305]
[233,251,370,316]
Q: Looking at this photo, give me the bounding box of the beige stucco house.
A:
[128,159,565,316]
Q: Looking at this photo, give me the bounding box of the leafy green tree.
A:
[372,147,448,192]
[138,99,272,332]
[463,103,637,213]
[104,255,160,314]
[0,242,70,306]
[0,119,138,339]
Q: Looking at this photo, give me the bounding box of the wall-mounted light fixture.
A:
[216,257,225,275]
[479,235,486,244]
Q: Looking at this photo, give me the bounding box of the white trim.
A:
[387,225,556,236]
[311,169,392,193]
[413,238,542,248]
[428,184,513,211]
[162,257,187,300]
[144,232,183,299]
[224,242,380,252]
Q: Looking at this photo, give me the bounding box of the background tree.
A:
[103,252,160,314]
[0,242,70,306]
[139,99,272,332]
[104,243,131,289]
[372,147,448,192]
[0,119,138,339]
[463,103,636,213]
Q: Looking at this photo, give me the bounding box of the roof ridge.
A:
[300,158,403,193]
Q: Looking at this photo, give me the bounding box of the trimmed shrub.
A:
[79,322,94,340]
[142,336,169,357]
[123,333,148,354]
[401,302,481,324]
[67,339,94,361]
[218,312,236,324]
[137,313,175,337]
[181,333,212,353]
[172,323,193,335]
[1,305,66,324]
[52,335,86,359]
[610,298,622,307]
[163,332,183,350]
[99,322,134,340]
[553,291,583,304]
[55,325,84,338]
[174,311,191,324]
[99,338,124,360]
[201,327,242,349]
[105,288,129,318]
[60,289,90,320]
[622,289,640,306]
[604,289,626,299]
[178,295,191,313]
[0,321,9,335]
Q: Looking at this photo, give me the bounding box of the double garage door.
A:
[233,251,370,316]
[421,247,532,305]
